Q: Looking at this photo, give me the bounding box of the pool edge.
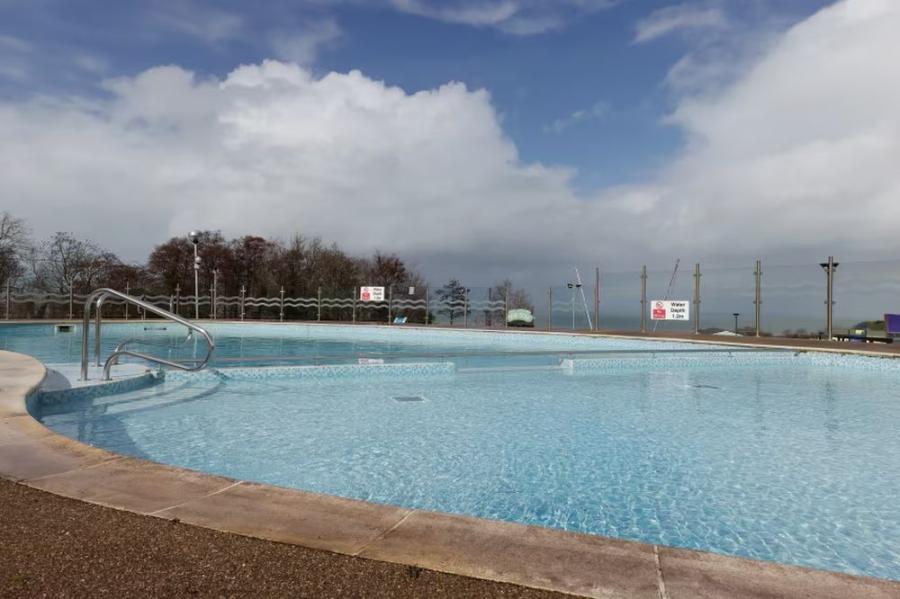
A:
[2,349,900,599]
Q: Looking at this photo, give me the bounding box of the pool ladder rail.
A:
[80,288,215,381]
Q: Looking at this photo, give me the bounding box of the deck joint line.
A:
[353,509,414,556]
[654,545,669,599]
[149,480,245,516]
[21,456,125,483]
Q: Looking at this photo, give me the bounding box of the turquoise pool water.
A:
[9,323,900,581]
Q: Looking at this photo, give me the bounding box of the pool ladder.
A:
[80,288,215,381]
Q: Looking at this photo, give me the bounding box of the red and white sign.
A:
[359,286,385,302]
[650,300,690,320]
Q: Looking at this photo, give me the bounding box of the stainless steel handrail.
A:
[81,288,215,381]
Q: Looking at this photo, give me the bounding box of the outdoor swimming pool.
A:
[7,323,900,581]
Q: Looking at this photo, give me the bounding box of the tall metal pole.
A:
[279,286,285,322]
[124,282,130,321]
[352,287,357,324]
[212,269,218,320]
[692,263,701,335]
[189,231,200,321]
[424,286,429,325]
[571,285,576,330]
[4,279,10,320]
[547,287,553,331]
[753,259,762,337]
[640,266,647,333]
[68,283,74,320]
[820,256,838,339]
[317,286,322,322]
[594,267,600,331]
[240,285,246,321]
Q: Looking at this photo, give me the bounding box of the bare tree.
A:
[31,232,115,294]
[0,212,30,287]
[491,279,534,311]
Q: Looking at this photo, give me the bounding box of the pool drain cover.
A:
[393,395,425,402]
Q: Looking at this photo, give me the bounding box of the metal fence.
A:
[5,256,900,337]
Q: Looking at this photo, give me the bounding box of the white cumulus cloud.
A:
[1,0,899,283]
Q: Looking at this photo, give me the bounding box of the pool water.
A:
[11,323,900,581]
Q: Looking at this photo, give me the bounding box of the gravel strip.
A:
[0,478,569,599]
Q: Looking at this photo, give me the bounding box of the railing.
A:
[81,288,215,381]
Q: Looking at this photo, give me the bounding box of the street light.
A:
[819,256,839,339]
[567,282,582,330]
[188,230,200,320]
[732,312,740,333]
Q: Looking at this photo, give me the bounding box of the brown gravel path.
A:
[0,478,568,599]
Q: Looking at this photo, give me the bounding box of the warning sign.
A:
[650,300,690,320]
[359,286,385,302]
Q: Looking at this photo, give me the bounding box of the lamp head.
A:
[188,230,200,245]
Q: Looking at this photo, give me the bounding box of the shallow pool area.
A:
[9,322,900,582]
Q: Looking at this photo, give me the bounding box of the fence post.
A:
[693,263,701,335]
[175,284,180,316]
[68,283,74,320]
[352,287,357,324]
[463,287,469,328]
[4,279,10,320]
[640,266,647,333]
[754,259,762,337]
[388,286,393,324]
[124,282,130,320]
[212,270,218,320]
[503,287,509,329]
[240,285,246,321]
[594,267,600,331]
[279,286,285,322]
[317,286,322,322]
[547,287,552,331]
[424,286,429,325]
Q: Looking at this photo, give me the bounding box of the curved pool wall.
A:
[8,322,900,582]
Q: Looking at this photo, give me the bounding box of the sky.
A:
[1,0,898,286]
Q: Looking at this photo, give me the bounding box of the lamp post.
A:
[733,312,740,333]
[567,282,582,330]
[819,256,839,340]
[188,230,200,320]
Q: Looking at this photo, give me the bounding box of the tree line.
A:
[0,211,533,320]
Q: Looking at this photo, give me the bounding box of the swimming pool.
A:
[10,323,900,581]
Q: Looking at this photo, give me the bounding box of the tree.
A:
[31,232,115,294]
[491,279,534,311]
[0,212,30,288]
[436,279,468,325]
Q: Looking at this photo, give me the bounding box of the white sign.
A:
[359,286,385,302]
[651,300,690,321]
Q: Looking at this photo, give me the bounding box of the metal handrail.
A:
[81,288,215,381]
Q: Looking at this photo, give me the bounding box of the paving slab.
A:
[0,432,116,481]
[26,457,239,514]
[359,510,661,599]
[158,481,412,556]
[658,545,900,599]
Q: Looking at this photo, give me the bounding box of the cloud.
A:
[269,19,343,66]
[151,1,244,44]
[634,3,727,44]
[1,0,899,284]
[387,0,617,34]
[545,101,609,134]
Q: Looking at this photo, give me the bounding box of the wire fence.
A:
[4,257,900,337]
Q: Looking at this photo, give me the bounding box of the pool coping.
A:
[2,335,900,597]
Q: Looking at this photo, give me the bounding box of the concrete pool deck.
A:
[2,334,900,597]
